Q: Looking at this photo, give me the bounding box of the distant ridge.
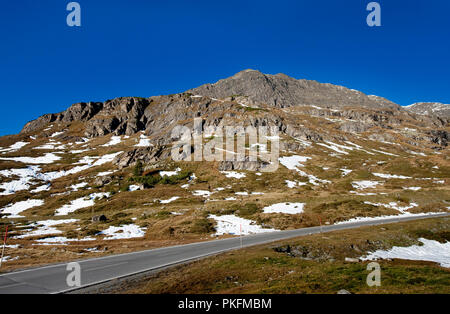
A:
[404,102,450,118]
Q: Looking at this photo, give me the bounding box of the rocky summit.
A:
[0,70,449,271]
[188,69,401,110]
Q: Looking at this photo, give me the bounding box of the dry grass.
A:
[114,217,450,294]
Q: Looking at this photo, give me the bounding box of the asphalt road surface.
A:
[0,213,448,294]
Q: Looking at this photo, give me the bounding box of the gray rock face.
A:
[20,114,56,134]
[60,102,104,123]
[21,97,149,136]
[93,175,113,187]
[218,159,272,172]
[339,121,373,133]
[84,97,150,137]
[188,69,401,110]
[427,130,449,147]
[21,102,103,134]
[113,146,170,169]
[405,102,450,118]
[368,133,395,143]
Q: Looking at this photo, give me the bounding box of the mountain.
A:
[0,70,448,272]
[188,69,400,110]
[404,102,450,118]
[18,70,449,168]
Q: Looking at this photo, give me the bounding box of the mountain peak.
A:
[188,70,400,110]
[237,69,261,74]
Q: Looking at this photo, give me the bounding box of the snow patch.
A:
[221,171,246,179]
[372,149,399,157]
[340,168,353,176]
[135,134,153,147]
[262,202,305,214]
[30,184,51,193]
[69,182,88,191]
[335,211,441,226]
[317,141,352,155]
[193,190,212,198]
[0,199,44,218]
[99,224,146,240]
[15,219,78,238]
[408,150,427,157]
[279,155,310,170]
[0,166,53,195]
[2,256,19,262]
[0,153,61,164]
[364,201,418,214]
[373,173,412,179]
[159,196,180,204]
[50,131,65,138]
[361,238,450,268]
[279,155,329,186]
[403,187,422,191]
[55,193,109,216]
[97,171,113,177]
[352,180,381,190]
[160,168,181,177]
[0,141,29,153]
[209,214,277,236]
[43,152,122,180]
[102,136,122,147]
[128,185,141,192]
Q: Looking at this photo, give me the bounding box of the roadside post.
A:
[0,225,9,269]
[240,224,243,248]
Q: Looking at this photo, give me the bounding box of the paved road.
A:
[0,213,448,294]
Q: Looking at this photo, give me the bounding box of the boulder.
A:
[92,215,107,222]
[94,175,113,187]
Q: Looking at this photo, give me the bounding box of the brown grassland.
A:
[108,217,450,294]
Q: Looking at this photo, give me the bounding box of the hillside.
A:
[0,70,448,272]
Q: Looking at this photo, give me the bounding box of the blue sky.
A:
[0,0,449,135]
